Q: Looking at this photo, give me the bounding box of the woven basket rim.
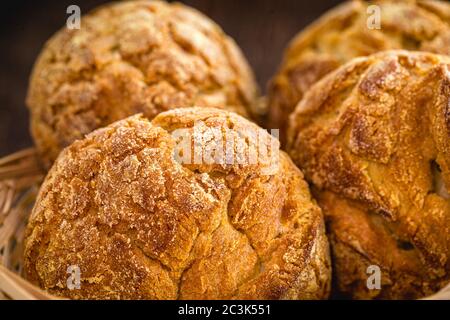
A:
[0,148,449,300]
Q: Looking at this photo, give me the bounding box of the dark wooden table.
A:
[0,0,342,157]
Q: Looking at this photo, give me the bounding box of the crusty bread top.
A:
[288,50,450,290]
[268,0,450,144]
[27,0,259,168]
[285,0,450,62]
[24,107,330,300]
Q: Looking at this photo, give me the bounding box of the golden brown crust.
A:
[24,107,331,300]
[268,0,450,144]
[27,0,259,169]
[287,50,450,299]
[318,190,449,299]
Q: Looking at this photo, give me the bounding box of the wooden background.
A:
[0,0,342,157]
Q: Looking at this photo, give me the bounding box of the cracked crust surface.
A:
[268,0,450,144]
[27,0,259,169]
[23,107,331,300]
[287,50,450,299]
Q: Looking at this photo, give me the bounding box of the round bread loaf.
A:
[287,50,450,299]
[24,107,331,300]
[27,0,259,168]
[268,0,450,144]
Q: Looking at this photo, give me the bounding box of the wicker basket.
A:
[0,149,56,299]
[0,149,449,300]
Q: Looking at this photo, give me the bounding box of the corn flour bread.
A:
[23,107,331,300]
[268,0,450,144]
[287,50,450,299]
[27,0,259,169]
